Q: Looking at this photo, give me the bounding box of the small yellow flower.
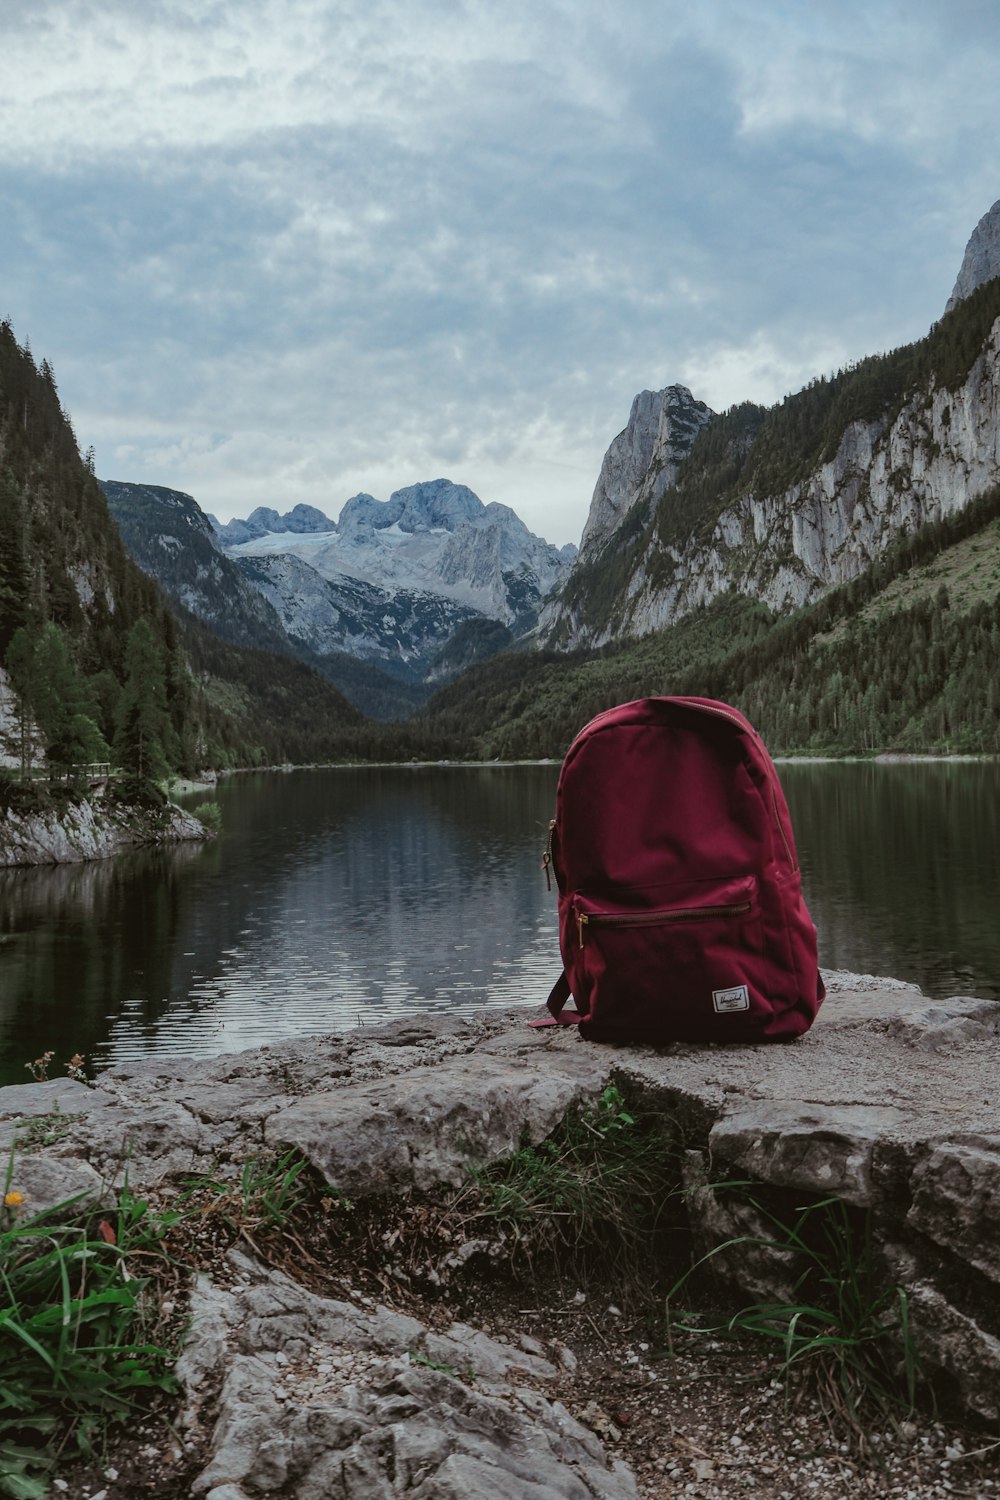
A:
[4,1190,25,1208]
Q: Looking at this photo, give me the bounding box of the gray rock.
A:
[64,1096,213,1186]
[175,1275,243,1431]
[946,197,1000,311]
[0,1077,112,1120]
[265,1054,597,1194]
[883,1245,1000,1424]
[183,1252,635,1499]
[0,795,208,868]
[422,1321,556,1384]
[885,997,1000,1051]
[2,1151,111,1221]
[6,986,1000,1434]
[906,1135,1000,1280]
[681,1148,800,1304]
[707,1100,907,1206]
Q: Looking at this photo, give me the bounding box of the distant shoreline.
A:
[176,751,997,786]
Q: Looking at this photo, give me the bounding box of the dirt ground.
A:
[57,1200,1000,1500]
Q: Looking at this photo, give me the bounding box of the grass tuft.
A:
[452,1085,682,1284]
[178,1148,315,1235]
[666,1190,922,1445]
[0,1184,179,1497]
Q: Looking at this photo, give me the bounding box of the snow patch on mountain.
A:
[235,552,477,676]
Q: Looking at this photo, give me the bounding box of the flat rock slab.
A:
[266,1052,608,1193]
[2,975,998,1210]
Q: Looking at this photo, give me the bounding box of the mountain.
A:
[0,324,360,780]
[210,503,336,544]
[946,196,1000,311]
[104,476,576,716]
[579,385,713,556]
[99,482,294,653]
[233,549,477,672]
[215,478,576,642]
[417,479,1000,760]
[413,201,1000,760]
[99,481,425,719]
[542,201,1000,651]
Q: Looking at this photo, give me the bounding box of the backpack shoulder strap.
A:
[528,970,582,1028]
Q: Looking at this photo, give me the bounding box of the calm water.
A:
[0,762,997,1085]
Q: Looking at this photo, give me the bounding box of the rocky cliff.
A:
[946,196,1000,311]
[0,789,209,866]
[579,385,713,557]
[544,203,1000,649]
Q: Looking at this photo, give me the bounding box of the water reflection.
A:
[782,759,1000,1002]
[0,761,996,1083]
[0,767,562,1082]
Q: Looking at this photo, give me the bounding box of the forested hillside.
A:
[0,321,360,785]
[247,478,1000,765]
[403,483,1000,760]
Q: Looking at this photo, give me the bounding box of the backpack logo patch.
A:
[712,984,750,1014]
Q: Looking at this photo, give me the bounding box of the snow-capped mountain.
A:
[102,476,575,717]
[234,550,479,671]
[213,479,576,632]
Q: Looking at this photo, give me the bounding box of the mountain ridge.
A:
[215,477,576,624]
[542,229,1000,649]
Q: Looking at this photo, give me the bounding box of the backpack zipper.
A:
[576,899,752,948]
[541,819,557,890]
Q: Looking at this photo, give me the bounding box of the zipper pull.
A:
[577,909,589,947]
[541,819,556,891]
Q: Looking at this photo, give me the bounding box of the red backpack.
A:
[540,696,824,1043]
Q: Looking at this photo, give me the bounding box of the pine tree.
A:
[12,621,111,778]
[114,618,173,779]
[0,469,29,655]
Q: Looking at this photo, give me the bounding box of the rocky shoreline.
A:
[0,792,210,866]
[2,973,999,1497]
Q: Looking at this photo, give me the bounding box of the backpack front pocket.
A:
[565,874,768,1040]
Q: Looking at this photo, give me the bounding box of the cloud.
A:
[677,330,854,414]
[3,0,999,546]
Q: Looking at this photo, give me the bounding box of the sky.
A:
[2,1,999,547]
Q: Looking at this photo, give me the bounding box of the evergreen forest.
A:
[401,484,1000,762]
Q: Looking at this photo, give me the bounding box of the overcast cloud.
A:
[2,0,998,544]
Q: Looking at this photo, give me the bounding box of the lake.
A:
[0,761,997,1085]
